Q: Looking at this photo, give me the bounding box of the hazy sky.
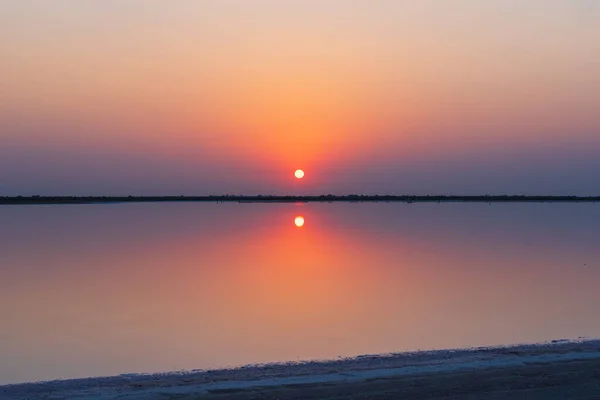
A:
[1,0,599,195]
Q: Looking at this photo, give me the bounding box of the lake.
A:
[1,203,599,385]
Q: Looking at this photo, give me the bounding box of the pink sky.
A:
[1,1,599,195]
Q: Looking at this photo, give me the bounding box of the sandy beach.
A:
[2,340,599,400]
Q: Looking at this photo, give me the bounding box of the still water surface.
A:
[1,203,599,384]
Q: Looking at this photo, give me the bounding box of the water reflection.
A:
[294,216,305,227]
[1,203,599,384]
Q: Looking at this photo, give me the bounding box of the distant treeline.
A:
[1,195,600,205]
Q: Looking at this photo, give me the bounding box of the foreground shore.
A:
[2,340,599,400]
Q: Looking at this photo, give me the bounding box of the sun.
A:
[294,169,305,179]
[294,216,305,227]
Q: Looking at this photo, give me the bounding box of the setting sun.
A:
[294,169,305,179]
[294,216,305,227]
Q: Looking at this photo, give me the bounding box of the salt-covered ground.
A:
[1,339,599,400]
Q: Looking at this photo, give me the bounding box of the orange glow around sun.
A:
[294,216,305,227]
[294,169,305,179]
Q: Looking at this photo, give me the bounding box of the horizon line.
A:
[2,194,600,205]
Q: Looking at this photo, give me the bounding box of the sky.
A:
[1,0,599,195]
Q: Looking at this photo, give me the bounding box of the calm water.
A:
[1,203,599,385]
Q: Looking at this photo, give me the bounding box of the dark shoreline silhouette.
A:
[1,195,600,205]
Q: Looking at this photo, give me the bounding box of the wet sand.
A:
[1,340,599,400]
[202,358,600,400]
